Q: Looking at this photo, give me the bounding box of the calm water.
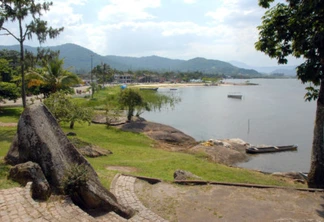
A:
[142,79,316,173]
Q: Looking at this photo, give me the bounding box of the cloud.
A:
[98,0,161,23]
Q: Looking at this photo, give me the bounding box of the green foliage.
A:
[0,82,20,102]
[304,86,319,102]
[256,0,324,91]
[136,90,180,116]
[93,63,114,85]
[119,88,145,121]
[44,91,93,129]
[62,164,89,195]
[0,0,64,107]
[26,55,80,97]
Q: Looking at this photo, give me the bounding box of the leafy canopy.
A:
[255,0,324,100]
[0,0,64,107]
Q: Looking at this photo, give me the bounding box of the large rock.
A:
[118,118,197,148]
[79,145,113,158]
[8,161,51,200]
[5,104,134,219]
[174,169,202,180]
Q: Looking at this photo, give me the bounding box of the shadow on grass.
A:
[317,195,324,218]
[0,107,22,119]
[0,129,16,143]
[0,162,11,178]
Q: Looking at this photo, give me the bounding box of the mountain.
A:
[229,60,297,76]
[0,43,260,76]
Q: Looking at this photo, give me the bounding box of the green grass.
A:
[61,123,303,188]
[0,108,305,190]
[0,107,23,123]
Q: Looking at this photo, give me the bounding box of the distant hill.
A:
[0,43,260,76]
[229,60,297,76]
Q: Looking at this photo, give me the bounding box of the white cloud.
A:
[98,0,161,23]
[44,1,84,27]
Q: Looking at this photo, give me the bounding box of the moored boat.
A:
[228,94,242,99]
[140,87,158,91]
[246,145,298,154]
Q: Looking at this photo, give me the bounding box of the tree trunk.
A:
[69,121,75,129]
[19,18,26,108]
[308,78,324,188]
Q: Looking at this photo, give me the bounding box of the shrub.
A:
[62,164,89,195]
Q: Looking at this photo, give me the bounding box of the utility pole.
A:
[91,54,94,99]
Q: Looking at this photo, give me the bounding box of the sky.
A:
[0,0,303,67]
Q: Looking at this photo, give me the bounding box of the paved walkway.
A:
[0,175,168,222]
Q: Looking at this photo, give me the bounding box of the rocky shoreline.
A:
[110,117,307,183]
[112,117,251,166]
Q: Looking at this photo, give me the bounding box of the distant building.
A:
[114,74,133,83]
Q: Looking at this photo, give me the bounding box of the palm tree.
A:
[27,56,80,97]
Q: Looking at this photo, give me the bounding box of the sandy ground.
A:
[135,179,324,222]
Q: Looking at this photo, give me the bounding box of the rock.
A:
[227,138,250,146]
[4,134,20,165]
[92,114,127,126]
[174,169,202,180]
[213,140,224,146]
[271,172,306,180]
[118,119,197,148]
[5,104,134,219]
[8,161,51,200]
[79,145,113,158]
[31,180,51,200]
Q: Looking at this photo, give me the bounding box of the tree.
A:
[0,57,20,104]
[119,88,146,121]
[136,90,180,117]
[44,91,93,129]
[0,81,20,103]
[27,55,80,97]
[0,0,64,108]
[93,63,114,86]
[255,0,324,188]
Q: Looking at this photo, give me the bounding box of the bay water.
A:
[142,79,316,173]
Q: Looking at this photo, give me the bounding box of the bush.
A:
[62,164,88,195]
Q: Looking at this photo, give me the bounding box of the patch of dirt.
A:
[106,166,138,173]
[135,179,324,222]
[189,139,250,166]
[0,122,17,127]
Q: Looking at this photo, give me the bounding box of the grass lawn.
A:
[0,105,306,190]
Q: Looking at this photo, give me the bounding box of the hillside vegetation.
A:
[0,44,260,76]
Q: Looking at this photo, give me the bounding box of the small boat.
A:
[170,88,177,91]
[246,145,298,154]
[228,94,242,99]
[140,87,158,91]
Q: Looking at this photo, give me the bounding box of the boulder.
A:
[118,119,197,148]
[5,104,134,219]
[8,161,51,200]
[174,169,202,181]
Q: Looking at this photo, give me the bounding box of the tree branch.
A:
[22,26,30,42]
[0,27,20,42]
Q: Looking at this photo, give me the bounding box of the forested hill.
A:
[0,43,260,76]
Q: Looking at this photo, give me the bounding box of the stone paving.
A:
[0,175,168,222]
